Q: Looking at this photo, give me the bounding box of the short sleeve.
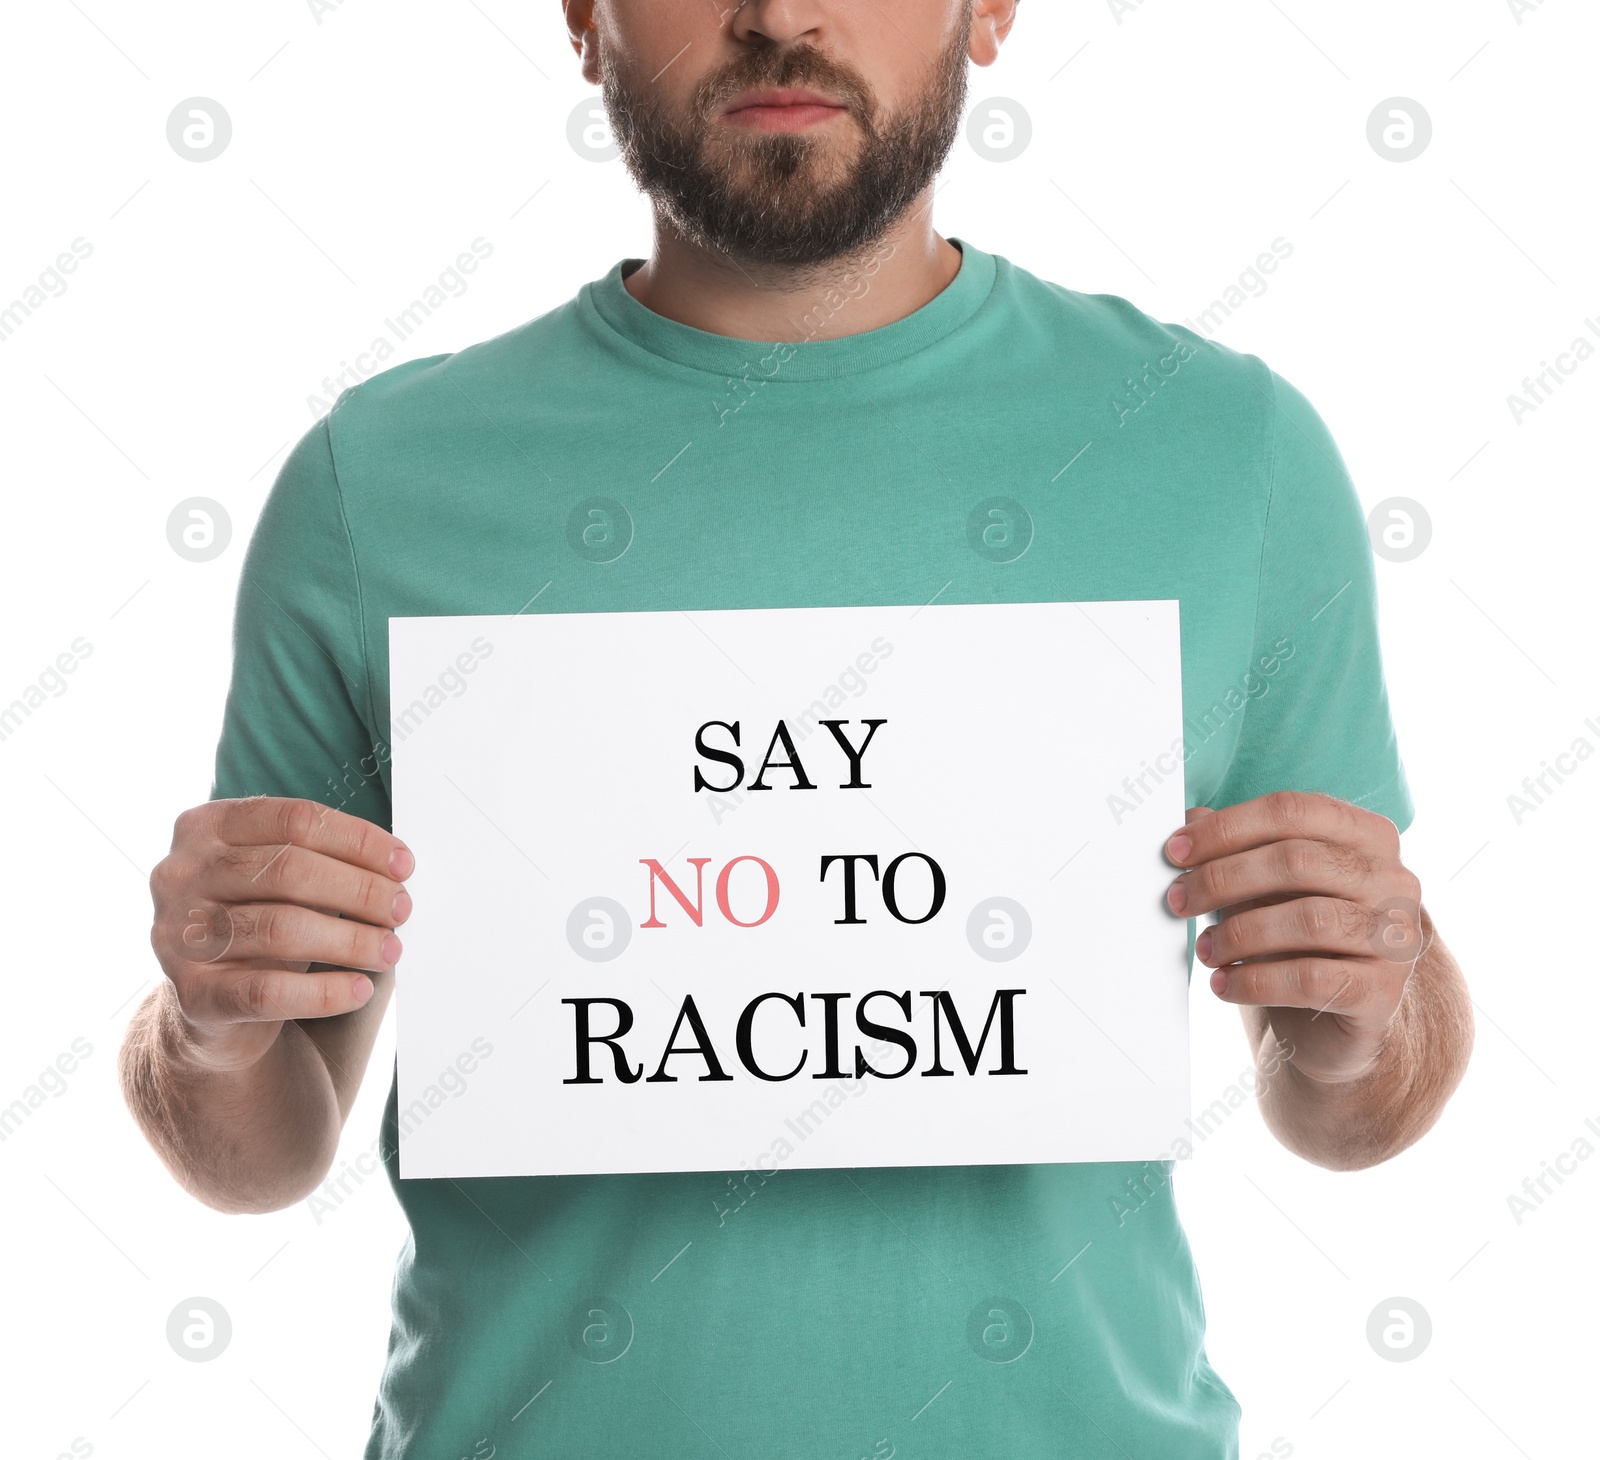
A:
[1212,371,1414,832]
[210,414,392,829]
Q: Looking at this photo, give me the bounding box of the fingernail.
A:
[390,845,415,880]
[1209,970,1227,996]
[1166,880,1187,914]
[352,974,374,1003]
[1196,927,1212,962]
[392,889,413,926]
[382,933,403,966]
[1166,833,1192,864]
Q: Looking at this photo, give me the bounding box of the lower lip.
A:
[721,103,848,132]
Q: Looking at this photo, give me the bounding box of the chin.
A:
[716,141,860,197]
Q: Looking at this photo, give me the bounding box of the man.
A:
[121,1,1473,1455]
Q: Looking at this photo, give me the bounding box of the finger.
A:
[1165,790,1393,869]
[204,842,410,929]
[1166,839,1387,918]
[168,903,401,974]
[1207,957,1375,1017]
[186,966,379,1025]
[211,796,414,881]
[1198,897,1382,967]
[1212,892,1300,919]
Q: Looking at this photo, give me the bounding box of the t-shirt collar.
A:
[582,238,996,381]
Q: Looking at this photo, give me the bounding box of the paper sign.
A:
[389,601,1189,1178]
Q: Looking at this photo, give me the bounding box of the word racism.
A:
[305,239,494,417]
[564,717,1029,1087]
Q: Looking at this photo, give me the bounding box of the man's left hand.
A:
[1164,790,1426,1086]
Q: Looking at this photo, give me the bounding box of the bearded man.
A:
[122,4,1472,1456]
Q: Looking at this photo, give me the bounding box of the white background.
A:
[1,2,1594,1457]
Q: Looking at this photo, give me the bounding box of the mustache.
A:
[692,45,878,127]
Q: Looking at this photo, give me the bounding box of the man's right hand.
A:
[149,796,412,1071]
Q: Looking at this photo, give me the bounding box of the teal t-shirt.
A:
[212,242,1411,1459]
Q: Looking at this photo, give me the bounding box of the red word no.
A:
[639,856,780,930]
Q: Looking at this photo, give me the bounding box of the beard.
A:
[601,24,970,271]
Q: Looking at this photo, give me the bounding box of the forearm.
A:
[1251,919,1473,1170]
[119,983,345,1214]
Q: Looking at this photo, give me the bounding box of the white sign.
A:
[389,601,1189,1178]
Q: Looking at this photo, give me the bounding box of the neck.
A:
[622,187,962,343]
